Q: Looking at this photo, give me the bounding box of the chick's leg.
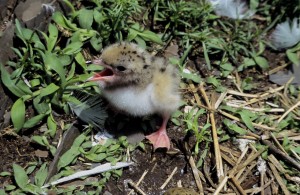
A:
[145,115,170,150]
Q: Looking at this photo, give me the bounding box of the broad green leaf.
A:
[39,83,60,97]
[0,64,25,97]
[93,9,106,24]
[33,96,49,114]
[85,153,106,162]
[238,110,254,131]
[11,98,26,132]
[73,133,86,147]
[220,63,234,71]
[181,72,201,83]
[140,30,163,44]
[58,55,72,66]
[63,41,83,55]
[23,114,46,129]
[43,51,66,85]
[286,50,300,66]
[15,79,32,95]
[13,164,29,189]
[66,62,76,81]
[78,9,94,29]
[47,114,57,137]
[32,136,47,146]
[52,12,78,30]
[223,119,247,135]
[253,56,269,70]
[57,146,81,170]
[57,134,86,170]
[5,185,16,191]
[47,23,58,51]
[90,36,103,51]
[206,76,221,87]
[75,52,87,70]
[127,28,138,41]
[34,163,48,187]
[0,172,11,176]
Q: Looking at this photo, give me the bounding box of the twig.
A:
[218,110,276,131]
[240,86,285,107]
[260,168,265,195]
[231,177,246,195]
[268,163,291,195]
[128,181,147,195]
[277,100,300,123]
[188,156,204,194]
[213,176,229,195]
[215,91,227,109]
[226,102,285,113]
[236,147,266,173]
[160,167,177,190]
[227,89,259,98]
[199,83,224,180]
[262,140,300,171]
[128,170,148,195]
[270,133,288,155]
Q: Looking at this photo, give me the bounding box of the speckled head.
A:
[89,42,154,89]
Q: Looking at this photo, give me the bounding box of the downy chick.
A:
[89,42,181,150]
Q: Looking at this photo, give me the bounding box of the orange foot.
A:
[146,127,170,150]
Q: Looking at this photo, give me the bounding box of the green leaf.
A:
[128,23,163,44]
[43,51,66,85]
[253,56,269,70]
[90,36,103,51]
[181,72,201,83]
[33,96,49,114]
[13,164,29,189]
[15,79,32,95]
[0,64,26,97]
[47,24,58,51]
[23,114,47,129]
[286,50,300,66]
[0,171,11,176]
[47,114,57,137]
[93,9,106,24]
[223,119,247,135]
[78,9,94,29]
[206,76,221,87]
[57,146,81,171]
[220,63,234,71]
[85,153,106,162]
[39,83,60,97]
[5,185,16,191]
[34,163,48,187]
[11,98,26,132]
[75,52,87,70]
[67,62,76,81]
[57,134,86,170]
[63,41,83,55]
[32,136,47,146]
[238,110,254,131]
[52,12,78,30]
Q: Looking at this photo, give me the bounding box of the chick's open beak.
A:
[88,59,115,81]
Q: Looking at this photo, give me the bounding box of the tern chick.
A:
[89,42,181,150]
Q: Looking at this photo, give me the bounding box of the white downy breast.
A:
[103,84,156,116]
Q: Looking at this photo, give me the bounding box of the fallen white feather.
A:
[271,18,300,49]
[237,138,255,152]
[257,157,266,174]
[42,161,134,188]
[208,0,254,19]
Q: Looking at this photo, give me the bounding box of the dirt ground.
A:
[1,1,299,195]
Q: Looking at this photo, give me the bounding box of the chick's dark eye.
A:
[116,65,126,71]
